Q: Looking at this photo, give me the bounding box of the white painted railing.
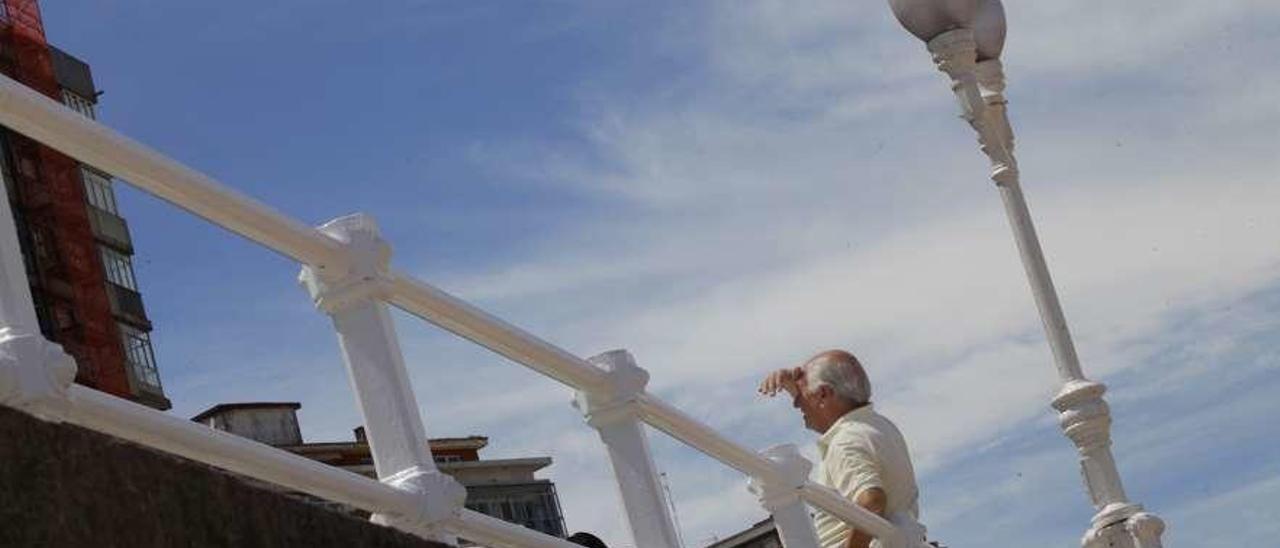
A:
[0,72,921,547]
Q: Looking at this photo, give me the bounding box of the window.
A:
[119,323,161,391]
[434,454,463,464]
[99,245,138,290]
[30,226,59,271]
[81,167,118,214]
[464,489,565,536]
[61,89,96,119]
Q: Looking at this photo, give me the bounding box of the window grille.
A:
[465,488,566,536]
[119,323,161,391]
[60,89,96,119]
[99,245,138,290]
[81,167,118,214]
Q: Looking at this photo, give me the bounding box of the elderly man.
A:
[759,350,924,548]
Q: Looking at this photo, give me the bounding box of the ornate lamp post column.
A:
[883,1,1165,546]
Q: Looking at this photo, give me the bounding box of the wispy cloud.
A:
[90,0,1280,545]
[396,0,1280,544]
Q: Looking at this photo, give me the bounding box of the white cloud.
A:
[920,290,1280,545]
[141,1,1280,545]
[1167,474,1280,547]
[393,1,1280,545]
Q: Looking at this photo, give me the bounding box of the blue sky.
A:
[40,1,1279,546]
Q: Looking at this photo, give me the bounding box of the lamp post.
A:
[884,1,1166,546]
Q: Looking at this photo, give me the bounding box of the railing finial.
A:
[0,328,78,420]
[372,465,468,533]
[573,349,648,425]
[299,212,392,314]
[749,444,821,548]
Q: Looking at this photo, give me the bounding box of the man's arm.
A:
[758,366,804,397]
[844,487,888,548]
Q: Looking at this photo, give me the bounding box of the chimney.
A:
[353,426,367,444]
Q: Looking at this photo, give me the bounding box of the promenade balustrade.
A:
[0,73,920,548]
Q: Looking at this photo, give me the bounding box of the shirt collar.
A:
[817,403,875,450]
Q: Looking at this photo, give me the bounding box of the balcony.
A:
[105,281,149,328]
[86,205,133,253]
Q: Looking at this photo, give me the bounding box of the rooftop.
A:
[191,402,301,423]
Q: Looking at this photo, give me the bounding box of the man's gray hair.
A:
[804,350,872,404]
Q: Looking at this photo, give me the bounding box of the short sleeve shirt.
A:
[813,405,923,548]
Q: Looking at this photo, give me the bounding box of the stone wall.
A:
[0,405,450,548]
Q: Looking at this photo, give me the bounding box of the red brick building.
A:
[0,0,168,409]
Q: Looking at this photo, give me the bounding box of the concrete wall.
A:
[208,407,303,446]
[0,406,449,548]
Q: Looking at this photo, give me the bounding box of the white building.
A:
[193,402,567,537]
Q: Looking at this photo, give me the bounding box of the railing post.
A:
[0,173,77,421]
[748,444,820,548]
[574,349,681,548]
[299,213,465,542]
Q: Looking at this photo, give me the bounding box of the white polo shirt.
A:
[813,404,924,548]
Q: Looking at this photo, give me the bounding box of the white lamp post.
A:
[885,1,1166,546]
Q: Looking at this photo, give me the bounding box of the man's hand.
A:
[758,366,805,398]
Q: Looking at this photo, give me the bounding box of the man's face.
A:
[791,370,827,433]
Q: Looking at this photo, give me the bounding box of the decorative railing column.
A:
[748,444,821,548]
[299,213,465,542]
[0,174,77,421]
[574,349,681,548]
[925,26,1165,548]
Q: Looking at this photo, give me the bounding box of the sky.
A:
[37,1,1280,546]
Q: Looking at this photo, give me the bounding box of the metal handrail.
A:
[65,385,578,548]
[385,273,611,393]
[0,72,907,546]
[0,75,347,271]
[68,385,420,515]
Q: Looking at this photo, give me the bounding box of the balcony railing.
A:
[86,205,133,253]
[105,281,148,326]
[0,72,920,548]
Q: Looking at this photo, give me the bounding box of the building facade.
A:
[193,402,568,538]
[0,0,167,409]
[707,518,780,548]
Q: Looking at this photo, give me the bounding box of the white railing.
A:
[0,72,921,548]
